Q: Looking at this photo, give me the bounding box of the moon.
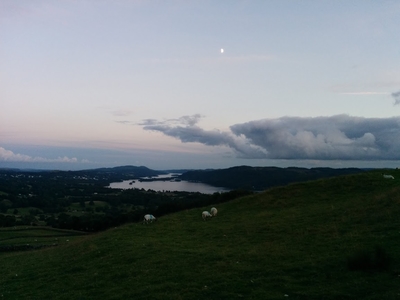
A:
[220,48,224,54]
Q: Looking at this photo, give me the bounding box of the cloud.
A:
[141,114,400,161]
[392,90,400,105]
[115,120,133,125]
[0,147,81,163]
[139,115,203,127]
[231,115,400,160]
[139,119,159,126]
[141,115,267,158]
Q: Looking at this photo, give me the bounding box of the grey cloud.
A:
[115,120,132,125]
[230,115,400,160]
[139,119,160,126]
[141,114,400,161]
[140,114,203,127]
[142,115,267,158]
[176,114,203,126]
[145,124,232,146]
[392,91,400,105]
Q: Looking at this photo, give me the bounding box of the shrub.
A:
[347,246,392,272]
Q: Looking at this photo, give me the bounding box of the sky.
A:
[1,0,400,170]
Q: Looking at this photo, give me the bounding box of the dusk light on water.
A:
[108,178,229,194]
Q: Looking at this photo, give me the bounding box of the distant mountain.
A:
[179,166,366,190]
[71,165,166,181]
[84,165,164,175]
[0,165,165,176]
[0,165,166,184]
[0,168,54,173]
[0,165,367,189]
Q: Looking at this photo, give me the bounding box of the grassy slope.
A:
[0,227,88,247]
[1,169,400,299]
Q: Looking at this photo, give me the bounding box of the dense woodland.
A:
[0,165,364,232]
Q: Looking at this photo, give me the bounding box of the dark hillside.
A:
[1,169,400,299]
[179,165,365,190]
[74,165,165,181]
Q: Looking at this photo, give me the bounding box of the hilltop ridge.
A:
[179,165,365,190]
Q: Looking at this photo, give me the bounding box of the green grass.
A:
[1,170,400,299]
[0,227,88,248]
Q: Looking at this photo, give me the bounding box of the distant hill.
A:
[0,165,366,190]
[0,165,167,191]
[81,165,165,176]
[179,166,366,190]
[69,165,167,184]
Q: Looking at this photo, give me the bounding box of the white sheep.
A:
[143,214,156,224]
[202,211,212,220]
[210,207,218,217]
[382,174,394,179]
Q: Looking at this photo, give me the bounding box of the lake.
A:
[107,174,230,194]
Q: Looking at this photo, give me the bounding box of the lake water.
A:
[107,174,230,194]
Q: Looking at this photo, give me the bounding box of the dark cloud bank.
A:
[141,114,400,161]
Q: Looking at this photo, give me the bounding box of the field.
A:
[0,227,88,252]
[1,169,399,299]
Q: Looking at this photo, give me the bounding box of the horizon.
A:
[0,162,393,172]
[1,1,400,171]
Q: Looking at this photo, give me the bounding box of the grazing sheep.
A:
[210,207,218,217]
[143,214,156,224]
[382,174,394,179]
[202,211,212,220]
